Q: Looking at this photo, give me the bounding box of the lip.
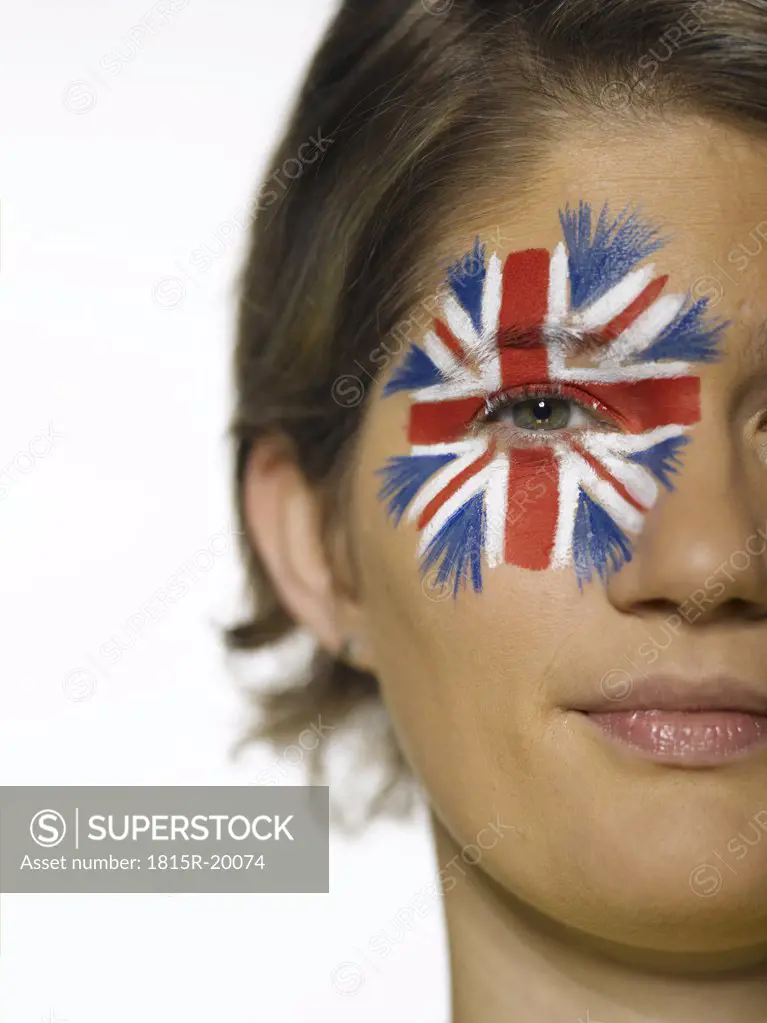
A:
[572,676,767,765]
[573,675,767,716]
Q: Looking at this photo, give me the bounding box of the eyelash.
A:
[472,383,622,442]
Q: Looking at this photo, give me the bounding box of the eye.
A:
[479,387,615,439]
[494,396,590,431]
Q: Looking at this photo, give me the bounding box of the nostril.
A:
[737,598,767,623]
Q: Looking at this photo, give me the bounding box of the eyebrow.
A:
[466,324,606,370]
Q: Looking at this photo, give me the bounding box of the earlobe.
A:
[338,635,365,665]
[241,436,365,658]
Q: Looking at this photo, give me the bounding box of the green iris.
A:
[511,397,572,431]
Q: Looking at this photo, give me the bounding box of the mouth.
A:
[571,676,767,766]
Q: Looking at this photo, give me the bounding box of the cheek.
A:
[353,397,767,947]
[353,419,620,932]
[352,397,584,841]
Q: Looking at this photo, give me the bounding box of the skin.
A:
[245,113,767,1022]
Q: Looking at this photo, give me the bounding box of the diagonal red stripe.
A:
[433,319,466,363]
[417,446,495,530]
[600,275,669,342]
[570,441,647,513]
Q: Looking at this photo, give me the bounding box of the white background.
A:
[0,2,448,1019]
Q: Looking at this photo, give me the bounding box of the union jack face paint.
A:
[376,202,727,596]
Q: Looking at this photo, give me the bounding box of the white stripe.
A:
[485,454,510,568]
[480,355,502,393]
[570,264,656,331]
[411,379,485,402]
[418,465,491,555]
[547,340,567,378]
[576,423,689,458]
[599,293,687,367]
[546,242,569,326]
[481,253,503,341]
[577,424,693,509]
[479,253,503,392]
[410,439,488,458]
[551,446,580,569]
[444,294,482,355]
[422,329,470,380]
[555,360,692,384]
[583,448,658,510]
[572,451,644,535]
[545,243,571,378]
[443,291,501,393]
[405,439,489,524]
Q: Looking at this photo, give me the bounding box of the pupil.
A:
[508,396,571,431]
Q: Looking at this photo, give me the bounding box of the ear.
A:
[242,436,371,668]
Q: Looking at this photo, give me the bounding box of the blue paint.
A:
[628,435,690,490]
[376,211,719,597]
[573,487,634,588]
[560,201,666,310]
[383,344,446,397]
[376,453,458,525]
[447,237,486,334]
[640,298,727,363]
[421,491,485,597]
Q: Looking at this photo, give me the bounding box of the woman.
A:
[229,1,767,1019]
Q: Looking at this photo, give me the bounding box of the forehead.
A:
[435,115,767,377]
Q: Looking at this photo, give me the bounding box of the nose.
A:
[605,418,767,620]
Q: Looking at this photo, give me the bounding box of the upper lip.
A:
[573,675,767,715]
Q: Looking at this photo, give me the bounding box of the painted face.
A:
[350,116,767,955]
[377,202,725,594]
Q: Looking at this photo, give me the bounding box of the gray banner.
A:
[0,786,329,893]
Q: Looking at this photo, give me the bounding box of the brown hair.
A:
[228,0,767,819]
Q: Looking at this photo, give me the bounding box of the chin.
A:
[489,841,767,959]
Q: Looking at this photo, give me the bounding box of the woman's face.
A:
[351,114,767,954]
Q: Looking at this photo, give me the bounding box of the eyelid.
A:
[473,382,627,429]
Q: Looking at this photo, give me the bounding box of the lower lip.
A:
[583,710,767,764]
